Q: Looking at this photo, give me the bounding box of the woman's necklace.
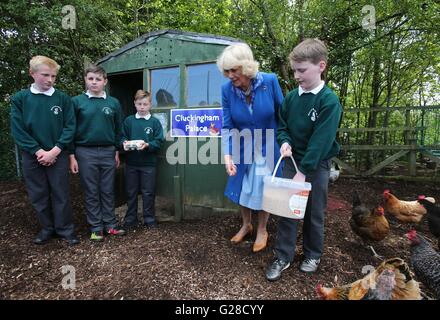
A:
[242,84,253,107]
[243,85,252,97]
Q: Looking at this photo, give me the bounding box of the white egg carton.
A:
[125,140,145,150]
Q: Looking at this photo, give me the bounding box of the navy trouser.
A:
[22,151,75,238]
[274,158,331,262]
[124,164,157,226]
[75,146,118,232]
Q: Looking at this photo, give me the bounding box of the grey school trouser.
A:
[75,146,118,232]
[124,164,157,226]
[274,158,331,262]
[22,151,75,238]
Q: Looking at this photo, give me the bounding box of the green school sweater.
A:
[121,115,164,167]
[10,88,76,154]
[277,85,342,175]
[71,93,123,150]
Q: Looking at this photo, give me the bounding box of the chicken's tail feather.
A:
[316,283,349,300]
[352,191,362,208]
[425,197,435,204]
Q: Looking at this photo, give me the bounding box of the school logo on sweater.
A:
[308,108,318,122]
[51,106,62,115]
[144,127,153,135]
[102,107,113,115]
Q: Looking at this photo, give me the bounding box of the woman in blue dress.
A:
[217,43,284,252]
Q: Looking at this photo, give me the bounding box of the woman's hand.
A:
[280,142,292,157]
[224,155,237,176]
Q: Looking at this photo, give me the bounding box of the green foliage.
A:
[0,101,17,180]
[112,0,233,38]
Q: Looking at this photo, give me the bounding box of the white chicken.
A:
[329,161,340,183]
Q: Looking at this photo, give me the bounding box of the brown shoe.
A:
[252,231,268,253]
[230,224,253,244]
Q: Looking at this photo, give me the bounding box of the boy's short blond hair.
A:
[134,89,151,101]
[217,43,259,79]
[29,56,60,72]
[84,64,107,79]
[289,38,328,66]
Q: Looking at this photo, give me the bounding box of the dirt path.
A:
[0,176,438,299]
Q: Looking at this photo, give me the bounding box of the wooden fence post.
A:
[409,138,417,176]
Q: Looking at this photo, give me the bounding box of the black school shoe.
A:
[122,223,139,231]
[65,235,80,246]
[144,222,158,229]
[33,231,53,245]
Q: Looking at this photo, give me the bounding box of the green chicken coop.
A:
[97,30,242,221]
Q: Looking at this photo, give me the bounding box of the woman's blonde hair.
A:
[134,89,151,101]
[29,56,60,72]
[216,43,259,79]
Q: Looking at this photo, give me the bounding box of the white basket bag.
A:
[262,155,312,219]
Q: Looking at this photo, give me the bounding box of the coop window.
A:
[187,63,227,107]
[151,67,180,107]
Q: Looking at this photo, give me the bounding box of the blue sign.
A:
[171,108,222,137]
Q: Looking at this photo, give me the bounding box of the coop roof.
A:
[97,29,242,65]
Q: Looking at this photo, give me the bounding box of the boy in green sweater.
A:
[121,90,164,229]
[69,65,125,241]
[10,55,79,246]
[266,39,342,281]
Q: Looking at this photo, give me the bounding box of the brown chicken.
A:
[350,192,389,259]
[350,205,389,241]
[316,257,421,300]
[383,190,432,224]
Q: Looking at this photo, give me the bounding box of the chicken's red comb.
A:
[405,229,417,239]
[418,195,425,200]
[383,189,391,194]
[315,283,324,297]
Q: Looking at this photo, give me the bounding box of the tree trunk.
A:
[383,32,396,146]
[367,47,381,169]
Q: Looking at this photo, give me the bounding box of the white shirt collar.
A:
[135,113,151,120]
[30,84,55,96]
[298,80,325,96]
[85,90,107,99]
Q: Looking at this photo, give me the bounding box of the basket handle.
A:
[272,154,299,182]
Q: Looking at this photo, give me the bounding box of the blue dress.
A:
[221,72,284,209]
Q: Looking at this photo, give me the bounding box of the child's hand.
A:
[35,149,51,166]
[122,141,129,151]
[69,155,79,174]
[115,151,120,168]
[35,149,45,158]
[138,142,149,150]
[280,142,292,157]
[37,149,58,166]
[224,155,237,176]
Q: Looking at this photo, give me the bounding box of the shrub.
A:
[0,101,19,181]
